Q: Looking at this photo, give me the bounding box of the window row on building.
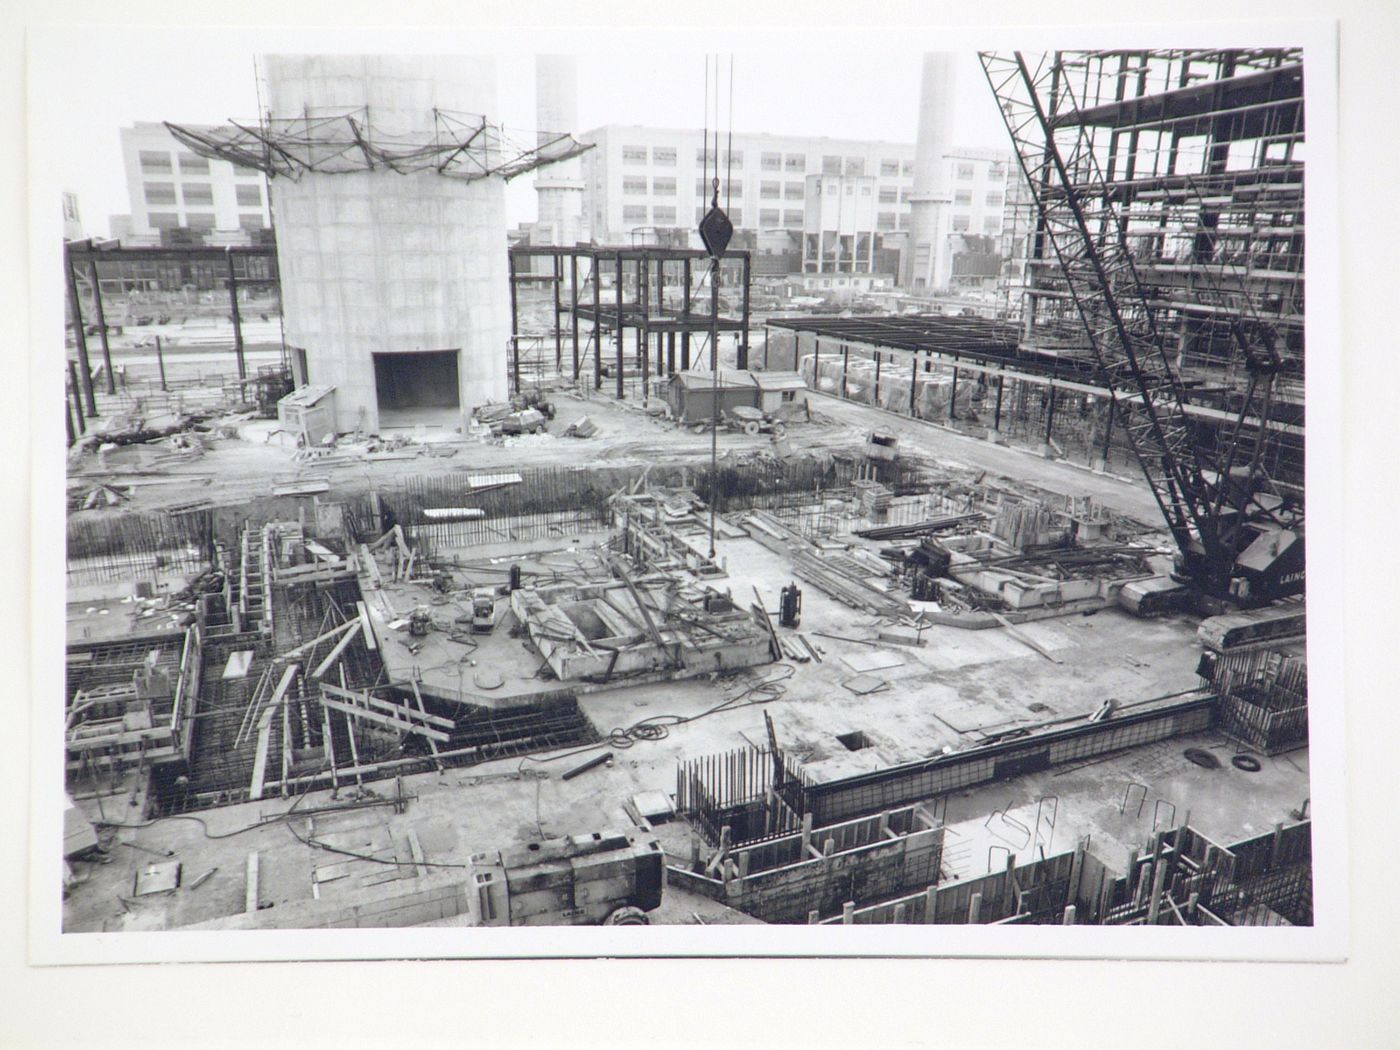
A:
[617,144,919,180]
[143,182,264,207]
[145,211,268,231]
[139,149,261,179]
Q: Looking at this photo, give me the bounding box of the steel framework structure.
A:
[167,109,592,183]
[979,50,1305,602]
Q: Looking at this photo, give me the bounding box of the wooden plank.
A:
[245,852,260,913]
[318,694,450,744]
[409,680,444,770]
[221,650,254,680]
[279,620,356,661]
[248,664,296,800]
[310,621,362,679]
[321,682,454,729]
[304,540,340,562]
[359,543,383,588]
[321,697,339,791]
[249,715,273,801]
[407,828,428,878]
[990,612,1063,664]
[356,601,378,652]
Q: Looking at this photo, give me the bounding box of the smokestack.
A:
[534,54,586,247]
[902,53,957,292]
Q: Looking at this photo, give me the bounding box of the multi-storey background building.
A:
[578,124,1017,289]
[113,122,273,244]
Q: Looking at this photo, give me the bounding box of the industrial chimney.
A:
[258,54,511,434]
[902,53,958,292]
[534,55,587,247]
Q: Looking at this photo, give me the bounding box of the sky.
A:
[41,28,1012,239]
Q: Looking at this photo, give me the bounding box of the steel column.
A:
[87,258,116,393]
[994,374,1005,431]
[949,367,958,421]
[553,252,563,371]
[508,249,520,393]
[681,257,692,370]
[226,249,246,382]
[570,253,581,381]
[65,254,98,417]
[639,258,650,402]
[67,360,86,434]
[841,344,849,399]
[1100,393,1116,462]
[592,251,602,391]
[1044,383,1057,444]
[874,350,882,405]
[909,354,918,416]
[739,254,751,369]
[614,255,625,399]
[154,335,168,391]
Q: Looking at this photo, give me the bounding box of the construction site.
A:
[58,50,1311,935]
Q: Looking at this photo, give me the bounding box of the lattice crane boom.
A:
[979,51,1300,602]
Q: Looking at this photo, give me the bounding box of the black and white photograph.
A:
[32,27,1344,953]
[14,14,1400,1039]
[14,2,1400,1043]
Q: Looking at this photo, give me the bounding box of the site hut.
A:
[664,368,758,423]
[275,384,336,447]
[751,370,808,415]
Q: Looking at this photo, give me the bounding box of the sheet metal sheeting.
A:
[769,314,1021,357]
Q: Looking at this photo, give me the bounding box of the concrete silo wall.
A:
[264,55,510,433]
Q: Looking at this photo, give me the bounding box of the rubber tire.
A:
[603,906,649,926]
[1231,754,1263,772]
[1184,747,1221,769]
[743,421,760,437]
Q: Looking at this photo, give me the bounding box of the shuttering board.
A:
[221,650,254,679]
[840,650,906,673]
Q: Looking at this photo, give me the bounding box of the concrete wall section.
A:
[264,55,510,433]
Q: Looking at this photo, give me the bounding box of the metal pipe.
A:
[155,335,168,391]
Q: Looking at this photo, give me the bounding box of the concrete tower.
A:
[901,53,958,292]
[533,55,586,247]
[263,55,511,434]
